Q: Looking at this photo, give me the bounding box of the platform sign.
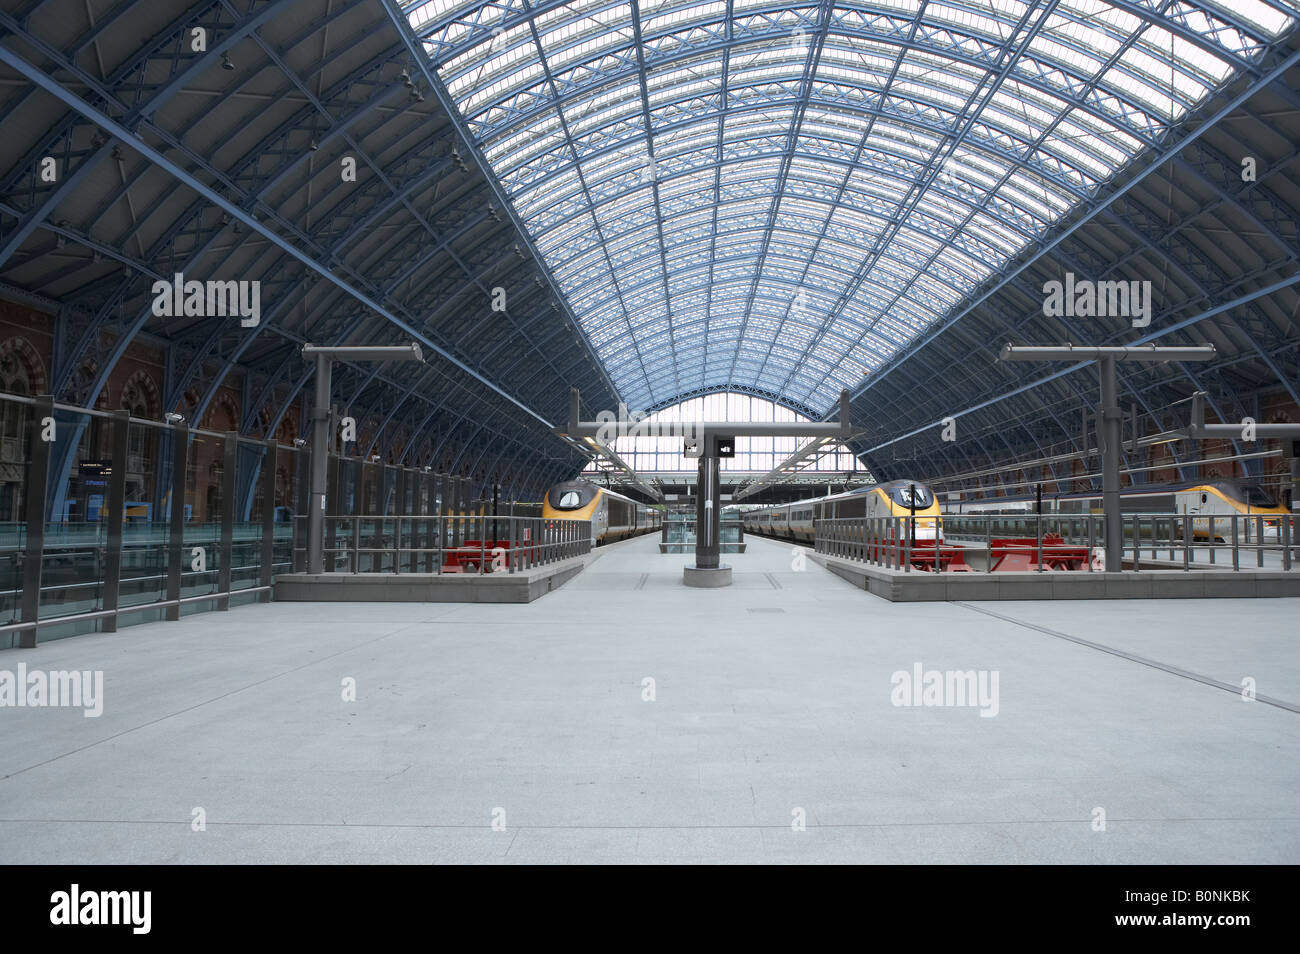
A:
[683,437,701,458]
[79,460,113,488]
[716,436,735,458]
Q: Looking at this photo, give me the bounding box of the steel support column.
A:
[694,435,722,571]
[1098,355,1122,571]
[218,432,238,609]
[19,395,53,648]
[307,352,332,575]
[166,423,187,621]
[101,410,130,633]
[260,439,277,601]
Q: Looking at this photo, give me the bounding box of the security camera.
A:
[294,438,307,448]
[165,412,185,424]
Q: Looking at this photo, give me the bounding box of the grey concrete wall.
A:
[810,552,1300,601]
[274,557,587,604]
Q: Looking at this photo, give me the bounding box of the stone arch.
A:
[0,337,46,474]
[414,436,433,466]
[202,393,239,433]
[0,336,47,396]
[119,369,161,420]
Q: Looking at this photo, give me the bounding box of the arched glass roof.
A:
[403,0,1300,416]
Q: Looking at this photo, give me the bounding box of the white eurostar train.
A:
[742,480,943,544]
[946,479,1290,542]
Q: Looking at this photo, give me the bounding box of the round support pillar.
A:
[684,564,732,587]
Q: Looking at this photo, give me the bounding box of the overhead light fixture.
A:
[400,69,412,88]
[221,53,234,71]
[310,138,319,151]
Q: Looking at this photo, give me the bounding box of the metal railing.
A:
[0,520,294,647]
[0,388,548,647]
[0,391,298,648]
[815,517,945,571]
[812,513,1299,572]
[301,515,591,574]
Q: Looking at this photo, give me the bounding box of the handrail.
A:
[296,515,593,575]
[0,586,273,637]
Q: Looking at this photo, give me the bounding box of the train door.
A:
[1179,489,1206,540]
[1196,490,1218,541]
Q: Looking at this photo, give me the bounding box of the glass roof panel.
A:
[405,0,1300,414]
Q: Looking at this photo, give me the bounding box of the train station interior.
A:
[0,0,1297,867]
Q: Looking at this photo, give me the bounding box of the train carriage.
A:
[948,479,1289,542]
[541,479,662,544]
[743,479,944,546]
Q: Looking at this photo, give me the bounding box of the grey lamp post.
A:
[999,344,1215,571]
[302,343,423,574]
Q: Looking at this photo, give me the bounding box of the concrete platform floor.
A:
[1,532,1296,864]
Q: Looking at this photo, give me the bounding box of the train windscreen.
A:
[886,482,934,510]
[547,481,597,511]
[1245,486,1278,508]
[1218,481,1278,509]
